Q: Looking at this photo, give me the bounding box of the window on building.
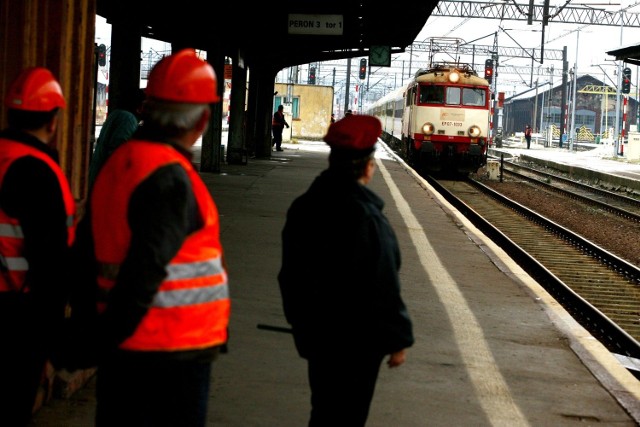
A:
[274,96,300,119]
[575,110,596,131]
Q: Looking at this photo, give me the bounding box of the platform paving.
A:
[30,140,640,426]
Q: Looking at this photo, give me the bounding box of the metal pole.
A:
[637,65,640,130]
[540,90,546,132]
[344,57,351,116]
[614,12,623,156]
[622,95,628,155]
[408,44,413,82]
[560,46,568,147]
[548,66,554,146]
[569,31,578,151]
[533,80,539,132]
[90,44,99,161]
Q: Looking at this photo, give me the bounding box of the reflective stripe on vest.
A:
[0,224,23,238]
[1,256,28,271]
[98,257,228,308]
[0,138,76,292]
[92,140,230,351]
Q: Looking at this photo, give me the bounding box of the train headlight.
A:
[449,71,460,83]
[468,125,481,138]
[422,122,435,135]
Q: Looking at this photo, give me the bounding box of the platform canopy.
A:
[97,0,439,70]
[607,42,640,66]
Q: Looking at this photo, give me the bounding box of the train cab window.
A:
[445,87,461,105]
[419,86,444,104]
[406,87,416,106]
[462,88,486,107]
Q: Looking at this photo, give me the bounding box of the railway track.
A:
[498,159,640,222]
[429,176,640,376]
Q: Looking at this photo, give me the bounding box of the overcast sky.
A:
[405,1,640,95]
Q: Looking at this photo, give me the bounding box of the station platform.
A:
[31,139,640,426]
[489,136,640,191]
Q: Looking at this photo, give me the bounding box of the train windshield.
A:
[419,86,444,104]
[418,85,486,107]
[445,87,486,107]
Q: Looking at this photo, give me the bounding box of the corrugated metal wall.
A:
[0,0,96,200]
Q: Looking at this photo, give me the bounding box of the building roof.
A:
[607,43,640,66]
[504,74,628,103]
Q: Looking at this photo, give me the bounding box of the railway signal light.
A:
[484,59,494,84]
[359,58,367,80]
[97,44,107,67]
[622,67,631,94]
[308,67,316,85]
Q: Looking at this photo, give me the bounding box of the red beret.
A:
[324,114,382,151]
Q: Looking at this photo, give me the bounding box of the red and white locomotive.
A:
[367,62,491,176]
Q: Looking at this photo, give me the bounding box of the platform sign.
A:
[288,14,343,35]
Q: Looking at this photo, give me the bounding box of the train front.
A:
[410,67,490,175]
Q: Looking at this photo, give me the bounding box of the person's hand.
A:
[387,349,407,368]
[286,124,290,128]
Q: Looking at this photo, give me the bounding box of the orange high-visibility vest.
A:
[91,140,230,351]
[0,138,76,292]
[272,111,285,128]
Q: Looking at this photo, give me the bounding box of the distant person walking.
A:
[272,104,289,152]
[0,67,76,427]
[278,114,414,426]
[525,124,532,149]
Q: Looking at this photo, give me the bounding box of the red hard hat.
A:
[5,67,66,111]
[145,49,220,104]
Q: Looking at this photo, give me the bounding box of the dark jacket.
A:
[278,169,414,358]
[88,109,139,188]
[0,130,72,333]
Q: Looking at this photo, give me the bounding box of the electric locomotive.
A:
[367,62,491,176]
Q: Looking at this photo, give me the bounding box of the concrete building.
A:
[274,83,334,142]
[502,75,638,142]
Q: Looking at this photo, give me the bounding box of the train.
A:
[365,62,492,176]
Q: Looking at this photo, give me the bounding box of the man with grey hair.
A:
[70,49,230,427]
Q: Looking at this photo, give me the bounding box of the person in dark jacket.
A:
[70,49,230,427]
[278,114,414,427]
[272,104,289,151]
[0,67,76,427]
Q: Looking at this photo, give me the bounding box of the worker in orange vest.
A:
[0,67,76,426]
[525,124,532,149]
[72,49,230,427]
[272,104,289,151]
